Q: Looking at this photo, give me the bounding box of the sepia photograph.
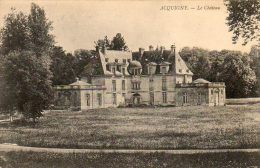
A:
[0,0,259,167]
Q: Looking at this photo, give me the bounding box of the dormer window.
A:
[122,68,126,75]
[161,67,167,74]
[105,58,109,62]
[112,67,116,74]
[115,59,118,63]
[186,69,189,73]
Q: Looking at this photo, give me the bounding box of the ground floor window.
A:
[97,93,102,106]
[86,93,90,106]
[198,93,202,104]
[183,92,188,104]
[162,92,167,103]
[112,93,117,105]
[150,92,154,105]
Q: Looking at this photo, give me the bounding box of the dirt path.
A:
[0,144,260,154]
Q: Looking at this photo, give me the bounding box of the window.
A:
[149,78,154,82]
[179,69,182,73]
[122,93,126,97]
[117,65,121,72]
[86,94,90,106]
[122,68,126,75]
[211,89,214,95]
[132,82,140,90]
[105,58,109,62]
[122,80,125,90]
[198,93,202,104]
[161,66,167,74]
[162,77,167,90]
[186,69,189,73]
[112,80,116,91]
[221,89,223,94]
[123,59,126,64]
[183,93,188,104]
[127,59,131,62]
[112,67,116,74]
[115,59,118,63]
[97,93,102,106]
[106,64,110,71]
[112,93,117,105]
[162,92,167,103]
[150,92,154,105]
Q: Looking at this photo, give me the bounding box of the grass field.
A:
[0,151,260,168]
[0,104,260,149]
[226,98,260,105]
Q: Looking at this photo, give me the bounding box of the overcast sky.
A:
[0,0,255,53]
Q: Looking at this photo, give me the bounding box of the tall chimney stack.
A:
[149,45,154,51]
[171,44,176,54]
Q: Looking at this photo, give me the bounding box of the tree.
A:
[0,3,55,122]
[50,46,76,85]
[28,3,54,57]
[111,33,128,51]
[225,0,260,45]
[249,45,260,96]
[179,47,211,80]
[0,8,29,55]
[94,36,111,50]
[219,51,256,98]
[4,51,53,122]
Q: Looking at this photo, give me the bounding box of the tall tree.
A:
[249,45,260,96]
[219,51,256,98]
[0,8,29,55]
[0,3,54,122]
[50,46,76,85]
[111,33,128,51]
[94,36,111,50]
[4,51,53,122]
[225,0,260,45]
[179,47,211,80]
[28,3,54,57]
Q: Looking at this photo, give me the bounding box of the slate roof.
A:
[93,47,193,76]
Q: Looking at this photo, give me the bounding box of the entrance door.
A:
[133,93,141,105]
[214,92,219,106]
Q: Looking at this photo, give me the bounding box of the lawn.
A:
[0,104,260,149]
[0,151,259,168]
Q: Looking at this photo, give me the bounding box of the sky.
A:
[0,0,256,53]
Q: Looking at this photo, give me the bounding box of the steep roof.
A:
[96,49,132,76]
[174,52,193,75]
[92,47,193,77]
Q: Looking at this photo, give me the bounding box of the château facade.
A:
[54,45,226,110]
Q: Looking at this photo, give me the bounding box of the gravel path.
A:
[1,144,260,154]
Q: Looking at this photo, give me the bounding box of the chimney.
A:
[149,45,154,51]
[160,46,165,53]
[95,46,100,52]
[101,45,107,54]
[171,44,176,54]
